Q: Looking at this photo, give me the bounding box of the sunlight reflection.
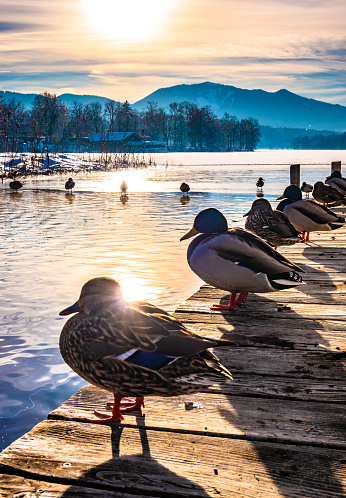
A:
[115,276,159,303]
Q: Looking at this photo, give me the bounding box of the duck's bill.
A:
[59,301,83,315]
[180,226,199,241]
[276,194,285,200]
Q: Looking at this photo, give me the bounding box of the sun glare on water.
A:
[83,0,177,41]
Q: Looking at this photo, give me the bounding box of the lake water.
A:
[1,149,345,451]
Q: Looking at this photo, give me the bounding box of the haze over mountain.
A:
[133,82,346,132]
[1,82,346,132]
[0,91,113,110]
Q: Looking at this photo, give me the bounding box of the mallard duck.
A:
[325,171,346,195]
[244,198,302,247]
[180,182,190,196]
[9,180,23,192]
[276,185,345,242]
[65,178,75,193]
[180,208,304,310]
[301,182,313,198]
[120,181,128,195]
[312,181,346,206]
[59,277,233,423]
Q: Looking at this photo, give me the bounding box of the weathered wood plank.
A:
[48,385,346,448]
[1,420,346,498]
[176,299,346,321]
[0,474,137,497]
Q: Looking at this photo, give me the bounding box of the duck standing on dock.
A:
[59,277,233,423]
[325,171,346,196]
[276,185,345,242]
[301,182,313,198]
[9,179,23,192]
[243,198,302,247]
[65,178,75,193]
[180,208,304,310]
[312,181,346,207]
[180,182,190,196]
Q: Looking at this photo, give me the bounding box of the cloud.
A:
[0,0,346,105]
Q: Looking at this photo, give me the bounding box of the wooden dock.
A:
[1,223,346,497]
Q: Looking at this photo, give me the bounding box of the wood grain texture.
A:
[1,420,346,498]
[1,218,346,497]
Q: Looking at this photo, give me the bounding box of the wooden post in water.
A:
[331,161,341,173]
[290,164,300,186]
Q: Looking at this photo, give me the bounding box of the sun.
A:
[82,0,177,41]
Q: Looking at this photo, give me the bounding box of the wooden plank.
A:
[1,420,346,498]
[48,385,346,448]
[172,318,346,352]
[0,474,137,497]
[176,299,346,321]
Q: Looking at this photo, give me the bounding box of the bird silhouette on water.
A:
[180,182,190,196]
[9,178,23,192]
[256,177,264,190]
[65,178,75,193]
[120,181,128,196]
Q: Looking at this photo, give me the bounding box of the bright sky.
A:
[1,0,346,105]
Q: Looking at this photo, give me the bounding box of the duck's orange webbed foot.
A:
[85,395,144,424]
[211,291,240,310]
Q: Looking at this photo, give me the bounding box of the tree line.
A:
[292,132,346,150]
[0,92,261,153]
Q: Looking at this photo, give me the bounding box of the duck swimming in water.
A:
[59,277,233,423]
[244,198,302,247]
[180,208,304,310]
[277,184,345,242]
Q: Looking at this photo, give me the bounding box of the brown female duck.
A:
[59,277,233,423]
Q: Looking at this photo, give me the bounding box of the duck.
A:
[312,181,346,206]
[325,171,346,195]
[180,208,304,310]
[243,198,302,247]
[9,179,23,192]
[65,178,75,193]
[120,181,128,196]
[59,277,233,423]
[276,185,345,242]
[180,182,190,196]
[256,177,264,190]
[301,182,313,198]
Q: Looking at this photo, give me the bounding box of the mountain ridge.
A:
[1,82,345,132]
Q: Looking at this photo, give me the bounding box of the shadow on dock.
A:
[211,294,345,497]
[60,417,213,497]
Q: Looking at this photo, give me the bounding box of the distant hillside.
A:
[0,90,114,109]
[133,82,346,132]
[259,125,340,149]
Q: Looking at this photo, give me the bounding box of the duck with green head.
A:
[180,208,304,310]
[276,184,345,242]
